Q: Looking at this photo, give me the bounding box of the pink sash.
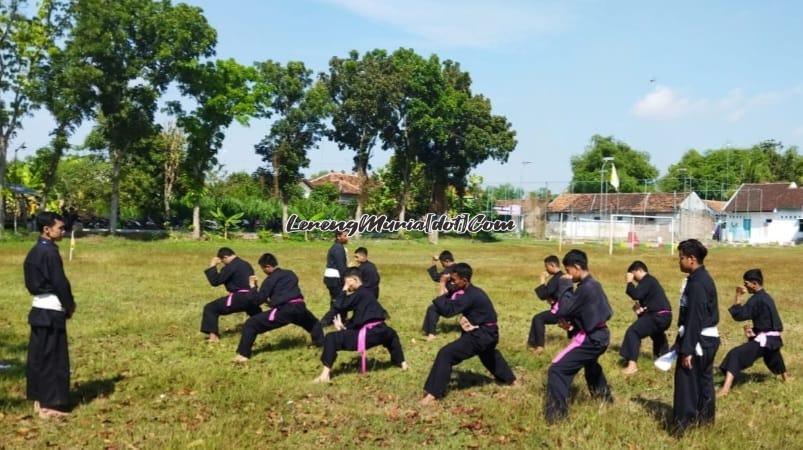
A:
[755,331,781,348]
[450,289,465,300]
[226,289,251,308]
[552,331,586,363]
[655,309,671,315]
[357,320,385,373]
[268,298,305,321]
[550,301,559,314]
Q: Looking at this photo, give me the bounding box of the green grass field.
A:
[1,236,801,449]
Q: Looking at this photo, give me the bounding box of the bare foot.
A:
[621,362,638,375]
[716,388,730,398]
[426,334,437,342]
[420,393,438,406]
[232,355,249,364]
[401,362,409,371]
[530,346,545,355]
[38,408,69,419]
[33,401,40,413]
[781,372,792,382]
[313,367,331,384]
[207,333,220,343]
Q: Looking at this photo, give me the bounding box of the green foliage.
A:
[208,207,243,239]
[569,135,660,193]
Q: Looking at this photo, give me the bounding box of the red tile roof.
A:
[703,200,727,213]
[723,182,803,212]
[308,172,361,195]
[547,192,692,214]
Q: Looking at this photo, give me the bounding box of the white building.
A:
[722,182,803,244]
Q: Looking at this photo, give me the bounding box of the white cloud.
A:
[632,84,803,122]
[322,0,567,48]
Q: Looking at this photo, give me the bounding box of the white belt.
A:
[677,326,719,356]
[32,294,64,312]
[755,331,781,348]
[324,268,340,278]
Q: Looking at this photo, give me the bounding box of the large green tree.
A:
[66,0,217,233]
[253,60,329,231]
[569,135,659,193]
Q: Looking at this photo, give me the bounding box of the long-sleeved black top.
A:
[535,271,565,303]
[204,257,254,292]
[555,275,612,335]
[358,260,381,299]
[24,238,75,314]
[331,286,388,329]
[249,268,304,307]
[431,284,498,327]
[427,264,454,282]
[326,242,348,278]
[677,266,719,356]
[625,274,672,313]
[728,289,783,333]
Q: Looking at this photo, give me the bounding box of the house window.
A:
[799,219,803,233]
[593,216,601,221]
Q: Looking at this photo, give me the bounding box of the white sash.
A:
[324,268,340,278]
[32,294,64,312]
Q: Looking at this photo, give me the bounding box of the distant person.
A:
[354,247,380,300]
[24,212,76,418]
[718,269,789,397]
[619,261,672,375]
[422,250,456,340]
[320,231,349,326]
[200,247,260,342]
[527,255,564,354]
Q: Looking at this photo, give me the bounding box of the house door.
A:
[743,218,752,239]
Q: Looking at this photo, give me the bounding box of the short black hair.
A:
[345,267,362,281]
[451,262,472,281]
[355,247,368,256]
[217,247,235,258]
[677,239,707,264]
[743,268,763,285]
[335,230,348,239]
[544,255,560,266]
[439,250,454,262]
[258,253,278,267]
[627,260,649,273]
[562,249,588,270]
[36,211,64,233]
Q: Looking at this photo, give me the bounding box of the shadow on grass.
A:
[735,371,771,386]
[252,335,310,356]
[437,321,464,335]
[71,374,125,409]
[609,344,655,362]
[330,357,400,377]
[0,358,26,381]
[633,395,673,433]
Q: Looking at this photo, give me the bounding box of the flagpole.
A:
[69,229,75,261]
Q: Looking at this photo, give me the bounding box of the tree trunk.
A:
[109,148,122,235]
[41,124,70,211]
[281,199,288,234]
[354,166,367,240]
[0,135,7,237]
[428,180,448,244]
[193,201,201,240]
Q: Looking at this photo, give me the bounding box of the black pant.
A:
[236,303,324,357]
[423,327,516,398]
[619,313,672,361]
[27,308,70,410]
[320,277,344,326]
[545,330,611,423]
[320,323,405,369]
[528,309,559,347]
[673,336,720,433]
[719,338,785,378]
[200,293,261,335]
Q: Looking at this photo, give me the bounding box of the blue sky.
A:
[12,0,803,193]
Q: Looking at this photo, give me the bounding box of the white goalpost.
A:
[604,214,675,256]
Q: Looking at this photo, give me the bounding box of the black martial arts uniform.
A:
[320,287,405,371]
[358,260,381,300]
[200,257,259,335]
[545,275,613,423]
[24,238,76,411]
[528,271,564,348]
[673,266,720,433]
[423,284,516,398]
[422,265,456,335]
[236,268,324,358]
[619,274,673,362]
[320,241,348,326]
[719,289,785,379]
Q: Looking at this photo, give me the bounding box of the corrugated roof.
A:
[308,172,361,195]
[723,182,803,212]
[547,192,692,214]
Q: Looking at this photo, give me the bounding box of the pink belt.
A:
[357,320,385,373]
[551,322,606,364]
[549,301,559,314]
[655,309,671,315]
[268,298,305,321]
[226,289,251,307]
[755,331,781,348]
[450,289,465,300]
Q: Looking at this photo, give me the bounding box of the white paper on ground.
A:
[654,350,678,371]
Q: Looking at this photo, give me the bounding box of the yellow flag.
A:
[610,164,620,191]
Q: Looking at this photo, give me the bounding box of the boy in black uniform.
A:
[313,268,407,382]
[673,239,720,434]
[233,253,324,362]
[718,269,789,396]
[422,250,456,340]
[528,255,564,354]
[200,247,259,342]
[354,247,380,299]
[320,231,349,326]
[24,212,76,418]
[420,263,517,405]
[544,249,613,424]
[620,260,672,375]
